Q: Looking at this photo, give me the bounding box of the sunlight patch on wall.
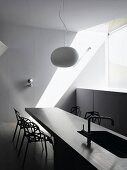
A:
[36,31,106,108]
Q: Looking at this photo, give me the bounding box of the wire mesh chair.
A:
[12,108,31,148]
[84,111,101,125]
[70,106,81,117]
[18,121,54,167]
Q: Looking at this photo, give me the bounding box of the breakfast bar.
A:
[25,107,127,170]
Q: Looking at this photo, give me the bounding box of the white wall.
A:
[56,26,127,123]
[57,27,127,112]
[0,23,75,122]
[109,62,127,89]
[109,27,127,89]
[57,43,106,111]
[75,43,106,89]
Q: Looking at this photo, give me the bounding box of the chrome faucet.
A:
[86,116,114,147]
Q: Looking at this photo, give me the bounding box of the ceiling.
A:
[0,0,127,32]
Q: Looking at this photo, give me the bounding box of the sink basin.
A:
[78,130,127,158]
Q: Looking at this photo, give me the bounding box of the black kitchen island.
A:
[25,107,127,170]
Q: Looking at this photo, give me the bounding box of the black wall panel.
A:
[76,88,127,136]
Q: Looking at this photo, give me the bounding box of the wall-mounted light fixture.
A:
[27,78,33,87]
[0,41,8,57]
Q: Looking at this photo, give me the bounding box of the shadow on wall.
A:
[56,43,106,113]
[0,68,27,122]
[56,88,76,112]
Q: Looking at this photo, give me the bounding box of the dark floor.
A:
[0,123,54,170]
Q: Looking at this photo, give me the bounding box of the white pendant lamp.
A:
[51,0,79,67]
[51,46,78,67]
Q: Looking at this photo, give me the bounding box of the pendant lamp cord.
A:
[59,0,68,47]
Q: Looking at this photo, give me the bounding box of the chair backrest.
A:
[13,108,22,122]
[70,106,81,116]
[23,121,40,135]
[84,111,101,125]
[13,108,33,131]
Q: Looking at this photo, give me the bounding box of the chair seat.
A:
[28,135,41,142]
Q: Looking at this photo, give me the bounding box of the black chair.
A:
[12,108,31,148]
[84,111,101,125]
[18,121,54,167]
[70,106,81,117]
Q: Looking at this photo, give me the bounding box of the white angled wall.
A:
[109,26,127,90]
[57,43,106,111]
[57,27,127,112]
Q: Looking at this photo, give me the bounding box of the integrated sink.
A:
[78,130,127,158]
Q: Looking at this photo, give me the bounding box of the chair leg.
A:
[22,140,29,168]
[12,123,18,142]
[44,140,47,156]
[18,134,25,156]
[16,128,21,148]
[98,117,101,125]
[41,139,44,151]
[51,142,54,151]
[49,137,54,151]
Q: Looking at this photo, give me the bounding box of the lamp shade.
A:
[0,41,7,56]
[51,47,79,67]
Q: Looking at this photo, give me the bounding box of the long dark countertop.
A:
[25,107,127,170]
